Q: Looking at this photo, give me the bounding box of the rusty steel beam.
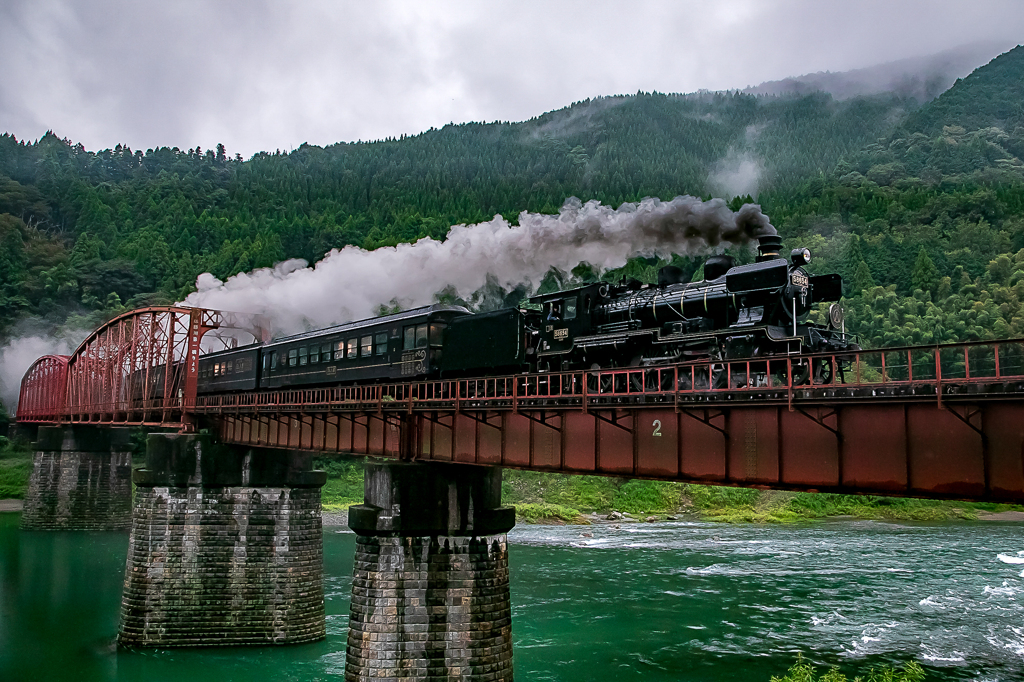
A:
[210,399,1024,504]
[195,338,1024,502]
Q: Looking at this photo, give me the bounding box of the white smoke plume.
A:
[0,329,85,413]
[709,149,763,199]
[183,196,775,337]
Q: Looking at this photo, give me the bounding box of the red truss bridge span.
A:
[17,306,1024,503]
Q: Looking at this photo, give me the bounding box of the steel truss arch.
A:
[18,306,269,428]
[16,355,69,422]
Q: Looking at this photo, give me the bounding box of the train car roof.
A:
[200,342,262,359]
[265,303,471,347]
[527,282,607,304]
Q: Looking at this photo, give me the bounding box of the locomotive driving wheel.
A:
[788,357,833,386]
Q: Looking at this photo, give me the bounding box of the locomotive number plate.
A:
[553,328,569,341]
[790,272,809,287]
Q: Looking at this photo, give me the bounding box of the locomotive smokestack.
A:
[756,235,783,262]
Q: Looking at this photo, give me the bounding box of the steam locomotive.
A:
[196,234,855,393]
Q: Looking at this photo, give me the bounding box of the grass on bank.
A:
[772,655,925,682]
[500,469,1022,524]
[0,436,32,500]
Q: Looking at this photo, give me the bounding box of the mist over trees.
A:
[1,46,1023,359]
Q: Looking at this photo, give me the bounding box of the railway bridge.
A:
[15,305,1024,681]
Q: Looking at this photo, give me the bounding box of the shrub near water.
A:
[771,655,926,682]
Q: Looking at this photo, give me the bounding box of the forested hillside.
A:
[0,88,917,337]
[1,45,1023,393]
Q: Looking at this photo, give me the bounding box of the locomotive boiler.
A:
[526,234,852,371]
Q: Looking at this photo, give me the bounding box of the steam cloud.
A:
[183,196,776,336]
[0,329,85,412]
[709,150,763,199]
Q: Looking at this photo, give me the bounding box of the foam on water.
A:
[506,519,1024,681]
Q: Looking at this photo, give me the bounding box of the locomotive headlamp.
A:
[791,248,811,266]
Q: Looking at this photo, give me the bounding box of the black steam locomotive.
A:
[196,234,855,393]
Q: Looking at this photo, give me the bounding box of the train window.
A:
[347,339,357,358]
[299,347,308,366]
[416,324,428,348]
[309,346,319,364]
[375,332,388,355]
[227,360,233,374]
[263,354,271,372]
[546,301,562,321]
[288,349,297,367]
[429,323,445,347]
[404,326,416,350]
[564,297,577,320]
[321,344,330,363]
[360,336,373,357]
[214,363,221,376]
[271,352,278,370]
[334,341,344,361]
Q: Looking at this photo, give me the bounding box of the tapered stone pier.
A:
[345,461,516,681]
[21,425,133,531]
[118,434,327,647]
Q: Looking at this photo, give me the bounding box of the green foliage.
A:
[685,485,987,524]
[314,457,364,509]
[0,437,32,499]
[611,479,681,514]
[771,654,926,682]
[501,470,680,515]
[502,469,1015,524]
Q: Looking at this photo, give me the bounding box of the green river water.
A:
[2,512,1023,681]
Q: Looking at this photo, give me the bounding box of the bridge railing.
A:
[190,338,1024,415]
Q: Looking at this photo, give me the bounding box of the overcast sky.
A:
[1,0,1022,157]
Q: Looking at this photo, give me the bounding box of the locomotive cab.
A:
[529,283,605,359]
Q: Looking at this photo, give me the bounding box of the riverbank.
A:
[4,444,1021,526]
[500,468,1024,524]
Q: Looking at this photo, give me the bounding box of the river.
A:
[1,512,1023,681]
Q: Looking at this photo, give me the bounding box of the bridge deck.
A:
[19,332,1024,504]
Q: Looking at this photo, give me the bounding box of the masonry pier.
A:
[118,434,327,647]
[21,425,133,531]
[345,462,516,681]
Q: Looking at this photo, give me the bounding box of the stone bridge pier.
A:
[118,434,327,647]
[345,462,516,681]
[21,425,133,531]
